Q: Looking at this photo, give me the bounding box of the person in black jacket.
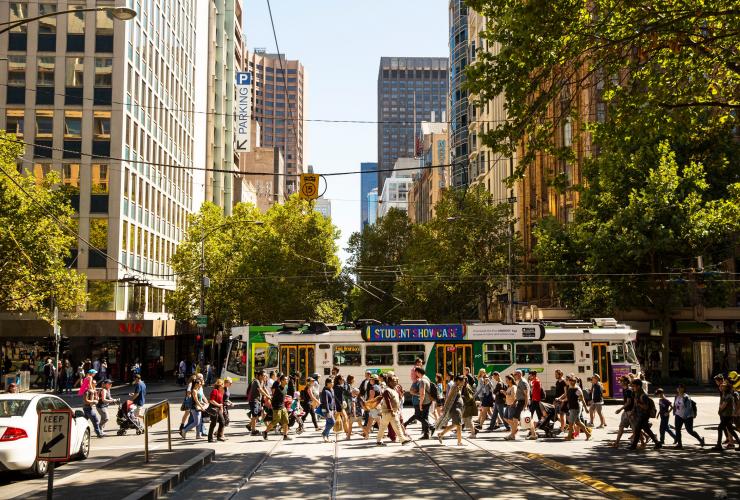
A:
[320,378,336,442]
[486,371,509,432]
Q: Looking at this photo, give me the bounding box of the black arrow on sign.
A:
[235,140,249,150]
[41,433,64,454]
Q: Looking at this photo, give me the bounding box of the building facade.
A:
[360,161,377,230]
[367,188,379,226]
[378,157,418,218]
[246,50,305,195]
[408,121,448,224]
[0,0,203,379]
[205,0,245,215]
[314,198,331,219]
[377,56,448,191]
[449,0,469,188]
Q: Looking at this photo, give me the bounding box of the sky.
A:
[244,0,449,262]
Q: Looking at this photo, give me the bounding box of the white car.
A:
[0,393,91,477]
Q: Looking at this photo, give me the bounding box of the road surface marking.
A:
[526,453,637,500]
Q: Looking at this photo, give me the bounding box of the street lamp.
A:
[0,5,136,35]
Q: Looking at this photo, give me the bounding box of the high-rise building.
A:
[378,158,418,218]
[314,198,331,219]
[205,0,246,215]
[377,57,448,190]
[367,188,379,226]
[408,121,448,224]
[360,162,377,230]
[246,50,306,195]
[449,0,469,187]
[0,0,203,378]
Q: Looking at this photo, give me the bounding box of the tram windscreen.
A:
[625,341,639,365]
[225,340,247,376]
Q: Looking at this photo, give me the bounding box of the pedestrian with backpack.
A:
[588,375,606,428]
[628,379,661,450]
[655,388,677,445]
[673,384,704,449]
[712,382,740,452]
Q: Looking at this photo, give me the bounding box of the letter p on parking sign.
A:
[236,72,252,86]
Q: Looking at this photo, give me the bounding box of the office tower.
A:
[378,158,418,219]
[367,188,379,226]
[0,1,203,377]
[377,57,448,190]
[246,49,306,195]
[408,121,448,224]
[360,162,378,230]
[205,0,246,214]
[449,0,469,187]
[314,198,331,219]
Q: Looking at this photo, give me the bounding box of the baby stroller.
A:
[535,401,559,438]
[285,393,305,433]
[116,400,144,435]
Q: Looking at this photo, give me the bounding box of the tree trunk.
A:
[660,316,671,382]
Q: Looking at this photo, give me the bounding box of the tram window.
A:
[366,345,393,366]
[397,344,425,365]
[546,343,575,363]
[226,342,246,375]
[254,345,278,372]
[515,344,543,364]
[482,343,511,365]
[611,344,626,363]
[334,345,362,366]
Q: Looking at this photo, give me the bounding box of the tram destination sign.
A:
[465,323,546,341]
[365,324,464,342]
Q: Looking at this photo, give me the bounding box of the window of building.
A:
[397,344,425,365]
[37,56,55,86]
[89,218,108,251]
[95,58,113,86]
[35,110,54,138]
[94,111,111,139]
[482,343,512,365]
[9,3,28,32]
[333,345,362,366]
[68,6,85,34]
[87,280,115,312]
[366,345,393,366]
[66,57,84,86]
[62,163,80,190]
[546,343,575,363]
[515,343,543,364]
[8,56,25,85]
[92,164,109,193]
[38,4,57,33]
[96,10,114,34]
[5,110,24,137]
[64,111,82,138]
[32,163,51,184]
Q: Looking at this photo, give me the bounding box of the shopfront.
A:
[0,318,176,383]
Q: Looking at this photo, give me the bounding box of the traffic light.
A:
[195,334,203,350]
[59,336,71,353]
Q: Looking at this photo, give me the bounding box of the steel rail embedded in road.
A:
[226,438,282,500]
[410,440,476,499]
[330,433,339,500]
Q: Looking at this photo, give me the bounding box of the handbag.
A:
[180,396,192,412]
[333,412,343,432]
[205,404,218,418]
[520,409,532,428]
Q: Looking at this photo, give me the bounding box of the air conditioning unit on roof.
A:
[592,318,619,328]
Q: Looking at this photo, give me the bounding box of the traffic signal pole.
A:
[53,306,60,391]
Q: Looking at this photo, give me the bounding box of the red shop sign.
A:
[119,322,144,334]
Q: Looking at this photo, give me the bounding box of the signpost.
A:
[37,409,72,500]
[143,401,172,463]
[299,173,320,200]
[234,72,252,152]
[196,314,208,328]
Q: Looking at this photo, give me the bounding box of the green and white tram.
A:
[264,319,640,398]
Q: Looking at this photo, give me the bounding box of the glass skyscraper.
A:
[360,161,377,230]
[377,57,448,190]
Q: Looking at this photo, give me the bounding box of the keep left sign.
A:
[37,410,72,462]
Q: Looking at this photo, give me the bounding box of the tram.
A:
[261,319,640,398]
[220,324,282,395]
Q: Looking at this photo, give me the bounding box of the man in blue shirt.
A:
[130,373,146,413]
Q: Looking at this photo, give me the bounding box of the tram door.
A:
[280,345,315,379]
[436,344,473,379]
[592,343,610,397]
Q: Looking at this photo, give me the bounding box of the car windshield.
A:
[0,399,31,417]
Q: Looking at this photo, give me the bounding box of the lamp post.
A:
[198,218,263,370]
[0,6,136,35]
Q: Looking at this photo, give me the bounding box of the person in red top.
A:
[208,379,226,442]
[528,370,543,420]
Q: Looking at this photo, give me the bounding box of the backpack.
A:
[646,395,657,419]
[686,396,698,419]
[428,379,439,400]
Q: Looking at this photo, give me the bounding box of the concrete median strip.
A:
[525,453,637,500]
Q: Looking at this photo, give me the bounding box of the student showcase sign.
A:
[365,325,464,342]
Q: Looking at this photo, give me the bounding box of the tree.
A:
[466,0,739,170]
[167,195,345,326]
[0,132,86,320]
[346,186,518,322]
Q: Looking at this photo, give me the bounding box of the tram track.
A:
[410,439,476,499]
[226,438,282,500]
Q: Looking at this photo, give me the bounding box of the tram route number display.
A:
[365,325,464,342]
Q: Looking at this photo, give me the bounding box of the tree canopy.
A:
[0,133,86,320]
[167,195,346,326]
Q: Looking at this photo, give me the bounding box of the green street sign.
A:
[196,315,208,328]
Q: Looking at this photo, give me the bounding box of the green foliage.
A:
[0,132,87,320]
[466,0,739,172]
[167,195,345,325]
[347,186,519,322]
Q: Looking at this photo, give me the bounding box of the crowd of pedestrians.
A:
[233,362,740,452]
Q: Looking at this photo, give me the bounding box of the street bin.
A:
[19,371,30,392]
